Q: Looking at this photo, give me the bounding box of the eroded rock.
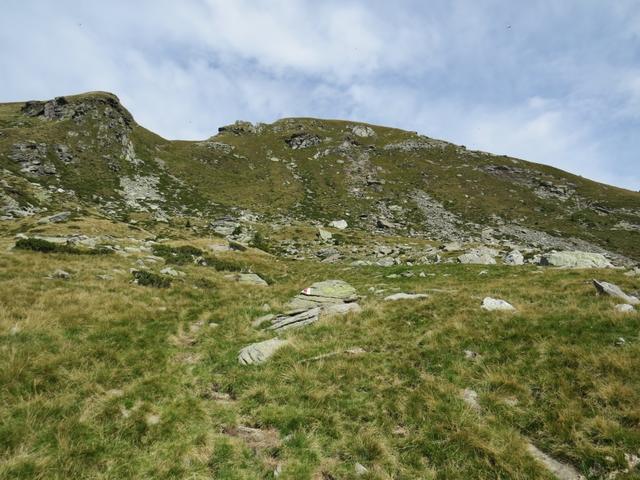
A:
[238,338,288,365]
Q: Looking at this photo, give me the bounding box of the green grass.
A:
[1,233,639,479]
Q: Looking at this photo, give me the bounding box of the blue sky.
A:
[1,0,639,190]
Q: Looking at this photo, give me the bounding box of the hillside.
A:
[1,92,640,480]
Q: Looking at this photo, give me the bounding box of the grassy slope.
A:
[1,225,639,479]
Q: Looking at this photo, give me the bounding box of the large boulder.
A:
[540,251,612,269]
[593,280,639,305]
[286,280,358,310]
[458,248,497,265]
[238,338,288,365]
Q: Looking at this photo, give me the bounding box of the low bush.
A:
[14,238,112,255]
[132,270,172,288]
[153,244,204,265]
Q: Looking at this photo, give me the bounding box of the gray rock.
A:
[593,280,640,305]
[504,250,524,266]
[351,125,375,138]
[225,273,268,286]
[384,293,429,301]
[481,297,515,311]
[9,142,56,176]
[210,218,240,237]
[38,211,71,224]
[317,227,332,241]
[461,388,481,411]
[160,267,185,277]
[540,251,612,269]
[614,304,635,313]
[51,269,70,280]
[458,252,497,265]
[526,443,585,480]
[238,338,288,365]
[329,219,348,229]
[285,133,321,149]
[441,242,462,252]
[286,280,358,310]
[376,257,396,267]
[354,462,369,476]
[269,308,321,331]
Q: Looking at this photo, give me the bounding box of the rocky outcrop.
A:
[540,251,612,269]
[9,142,56,176]
[285,133,321,149]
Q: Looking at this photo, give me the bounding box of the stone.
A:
[461,388,481,411]
[285,133,321,149]
[329,219,348,229]
[624,267,640,277]
[286,280,358,310]
[504,250,524,265]
[614,304,635,313]
[615,337,626,347]
[441,242,462,252]
[526,442,585,480]
[376,257,396,267]
[238,338,288,365]
[351,125,375,137]
[317,227,332,241]
[540,251,612,269]
[51,269,70,280]
[225,273,268,286]
[38,211,71,224]
[210,218,240,237]
[376,218,394,229]
[458,252,497,265]
[160,267,185,277]
[384,293,429,301]
[354,463,369,476]
[593,280,639,305]
[481,297,515,311]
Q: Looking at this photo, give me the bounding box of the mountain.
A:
[2,91,639,264]
[2,92,640,480]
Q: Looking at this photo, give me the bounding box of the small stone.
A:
[461,388,481,411]
[317,227,332,241]
[51,269,70,280]
[615,337,626,347]
[384,293,429,301]
[464,349,479,360]
[355,463,369,476]
[329,219,348,229]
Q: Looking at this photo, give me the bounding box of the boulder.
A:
[160,267,185,277]
[384,293,429,301]
[540,251,612,269]
[458,252,497,265]
[51,269,71,280]
[593,280,639,305]
[351,125,375,137]
[317,227,332,241]
[329,219,348,230]
[376,257,396,267]
[481,297,515,311]
[504,250,524,266]
[238,338,288,365]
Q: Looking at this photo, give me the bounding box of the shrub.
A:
[153,244,204,265]
[132,270,172,288]
[207,256,245,272]
[249,232,271,252]
[14,238,112,255]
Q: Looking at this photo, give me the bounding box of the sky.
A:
[1,1,639,191]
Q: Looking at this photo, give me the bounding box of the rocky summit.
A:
[1,92,640,480]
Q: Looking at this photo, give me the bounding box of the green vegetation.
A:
[132,270,172,288]
[14,237,112,255]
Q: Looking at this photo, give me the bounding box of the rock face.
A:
[255,280,360,331]
[384,293,429,301]
[593,280,640,305]
[9,142,56,176]
[481,297,515,311]
[540,251,612,269]
[238,338,288,365]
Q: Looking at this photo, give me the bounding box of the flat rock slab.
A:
[541,251,612,269]
[286,279,358,310]
[526,443,585,480]
[384,293,429,301]
[482,297,515,311]
[238,338,288,365]
[593,280,639,305]
[225,273,268,286]
[268,303,362,331]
